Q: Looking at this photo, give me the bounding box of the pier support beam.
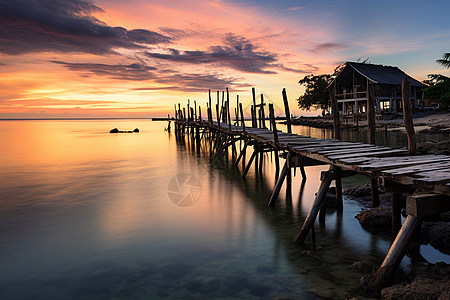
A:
[365,193,450,292]
[295,167,355,244]
[295,167,334,244]
[242,149,258,179]
[268,153,291,207]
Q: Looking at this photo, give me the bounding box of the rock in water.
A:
[133,128,139,132]
[110,128,119,133]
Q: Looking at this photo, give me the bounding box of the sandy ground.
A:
[377,111,450,130]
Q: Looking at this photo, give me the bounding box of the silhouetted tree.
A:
[297,64,344,114]
[423,74,450,109]
[297,74,331,113]
[436,53,450,69]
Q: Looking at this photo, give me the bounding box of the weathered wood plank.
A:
[328,149,408,160]
[319,145,387,155]
[381,161,450,176]
[354,156,450,171]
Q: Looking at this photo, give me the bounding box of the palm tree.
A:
[436,53,450,68]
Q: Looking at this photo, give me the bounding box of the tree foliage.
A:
[436,53,450,69]
[423,74,450,109]
[297,74,332,112]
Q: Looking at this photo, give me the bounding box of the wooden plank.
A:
[381,161,450,176]
[354,156,450,171]
[328,149,408,160]
[293,142,364,151]
[318,145,384,154]
[413,170,450,184]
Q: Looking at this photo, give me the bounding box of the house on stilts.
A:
[328,62,427,115]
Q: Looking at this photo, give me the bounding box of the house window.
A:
[380,101,390,110]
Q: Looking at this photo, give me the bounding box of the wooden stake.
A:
[367,215,422,291]
[268,157,289,207]
[295,168,334,244]
[282,88,292,133]
[239,103,245,132]
[260,94,266,129]
[402,77,416,155]
[367,84,376,144]
[330,81,340,139]
[392,193,402,236]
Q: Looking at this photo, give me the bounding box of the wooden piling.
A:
[268,155,290,207]
[366,215,422,291]
[402,77,416,155]
[269,103,280,178]
[330,81,340,139]
[282,88,292,133]
[260,94,266,129]
[242,149,257,179]
[295,167,334,244]
[392,192,401,236]
[239,103,245,131]
[368,85,380,207]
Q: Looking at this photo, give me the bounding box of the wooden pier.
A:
[169,87,450,292]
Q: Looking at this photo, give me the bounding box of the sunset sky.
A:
[1,0,449,118]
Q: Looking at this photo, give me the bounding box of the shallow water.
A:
[0,120,447,299]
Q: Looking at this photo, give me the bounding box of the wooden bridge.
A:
[168,87,450,292]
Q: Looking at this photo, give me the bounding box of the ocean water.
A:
[0,119,447,299]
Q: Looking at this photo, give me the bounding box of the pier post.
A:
[282,88,292,134]
[295,166,335,244]
[242,148,257,179]
[269,103,280,178]
[392,192,402,236]
[368,85,380,207]
[366,215,422,291]
[260,94,266,129]
[402,77,416,155]
[268,154,290,207]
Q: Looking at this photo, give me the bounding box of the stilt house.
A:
[328,62,426,115]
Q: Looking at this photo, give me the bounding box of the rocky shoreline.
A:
[328,184,450,299]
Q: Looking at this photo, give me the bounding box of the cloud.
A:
[146,33,278,74]
[310,42,346,54]
[273,64,319,74]
[51,61,157,80]
[50,60,249,91]
[0,0,171,55]
[155,72,251,91]
[287,6,304,11]
[5,98,121,107]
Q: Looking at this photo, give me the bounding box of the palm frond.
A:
[436,52,450,68]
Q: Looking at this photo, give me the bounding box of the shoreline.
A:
[289,111,450,135]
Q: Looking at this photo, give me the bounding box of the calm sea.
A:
[0,119,447,299]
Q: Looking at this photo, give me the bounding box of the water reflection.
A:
[0,120,446,300]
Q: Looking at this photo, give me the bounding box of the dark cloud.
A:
[155,72,250,91]
[146,33,278,74]
[0,0,171,55]
[158,27,196,40]
[310,42,346,54]
[51,61,157,80]
[51,60,249,91]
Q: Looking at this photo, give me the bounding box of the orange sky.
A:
[0,0,449,118]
